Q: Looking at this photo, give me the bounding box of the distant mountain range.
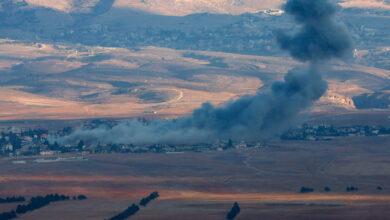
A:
[22,0,283,16]
[0,0,388,121]
[14,0,390,16]
[340,0,390,10]
[113,0,284,16]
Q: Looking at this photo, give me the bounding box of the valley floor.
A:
[0,135,390,219]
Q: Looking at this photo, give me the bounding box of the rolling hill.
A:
[20,0,390,16]
[0,0,389,121]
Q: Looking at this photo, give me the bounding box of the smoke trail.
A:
[56,0,351,145]
[56,67,327,145]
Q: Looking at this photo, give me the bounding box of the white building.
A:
[5,144,13,151]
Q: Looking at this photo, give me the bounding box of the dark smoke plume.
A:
[56,67,327,145]
[56,0,351,145]
[276,0,351,61]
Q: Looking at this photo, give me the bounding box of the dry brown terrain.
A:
[113,0,284,16]
[0,42,267,121]
[0,134,390,219]
[0,40,388,121]
[340,0,390,9]
[23,0,390,16]
[24,0,284,15]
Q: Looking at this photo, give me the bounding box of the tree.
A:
[0,196,25,203]
[227,202,240,220]
[300,187,314,193]
[0,210,17,220]
[324,187,331,192]
[77,140,84,151]
[15,194,70,214]
[346,186,358,192]
[77,195,87,200]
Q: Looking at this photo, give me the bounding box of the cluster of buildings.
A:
[282,124,390,141]
[43,10,285,56]
[0,126,50,156]
[88,140,263,155]
[0,123,262,158]
[1,123,389,158]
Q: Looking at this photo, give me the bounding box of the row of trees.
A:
[346,186,359,192]
[300,186,383,193]
[227,202,240,220]
[0,196,25,204]
[139,192,159,207]
[0,193,87,220]
[107,191,160,220]
[300,187,314,193]
[73,195,87,200]
[108,204,139,220]
[16,194,70,214]
[0,194,72,220]
[0,211,16,220]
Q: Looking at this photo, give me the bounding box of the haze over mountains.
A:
[112,0,284,16]
[0,0,389,121]
[21,0,390,15]
[11,0,285,16]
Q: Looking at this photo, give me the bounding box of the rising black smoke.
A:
[56,0,351,145]
[276,0,351,61]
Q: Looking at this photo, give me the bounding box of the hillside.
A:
[340,0,390,10]
[21,0,390,16]
[22,0,283,15]
[0,0,389,121]
[113,0,284,16]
